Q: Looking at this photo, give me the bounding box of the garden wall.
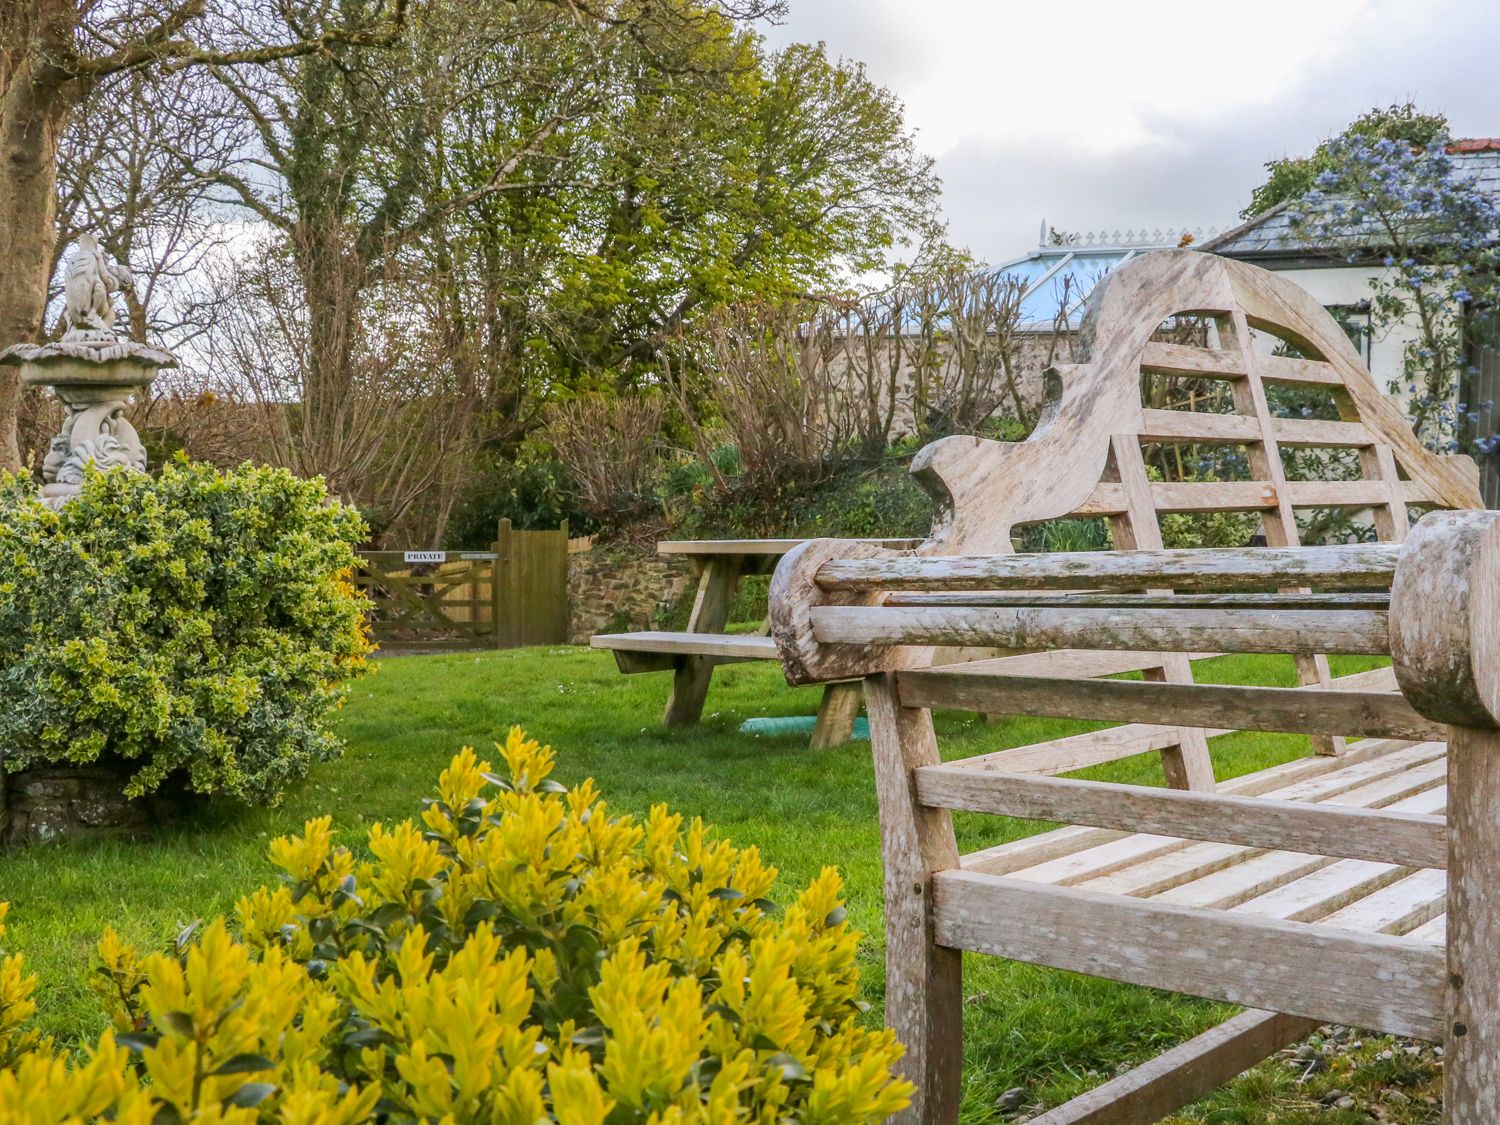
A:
[1,766,185,848]
[568,546,694,643]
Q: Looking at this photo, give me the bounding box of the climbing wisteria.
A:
[1289,134,1500,453]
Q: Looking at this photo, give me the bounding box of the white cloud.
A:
[763,0,1500,261]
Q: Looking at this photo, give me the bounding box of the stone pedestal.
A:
[0,339,174,507]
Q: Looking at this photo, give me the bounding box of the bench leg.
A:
[1446,725,1500,1122]
[865,674,963,1124]
[663,558,741,727]
[809,681,862,749]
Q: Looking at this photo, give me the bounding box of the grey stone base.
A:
[1,765,186,848]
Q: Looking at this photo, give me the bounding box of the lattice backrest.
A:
[875,250,1480,785]
[910,249,1482,558]
[770,252,1484,705]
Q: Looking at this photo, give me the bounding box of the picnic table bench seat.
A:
[768,250,1497,1123]
[591,630,777,670]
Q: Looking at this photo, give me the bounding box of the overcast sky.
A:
[762,0,1500,266]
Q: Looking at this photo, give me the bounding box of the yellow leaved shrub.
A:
[0,729,913,1123]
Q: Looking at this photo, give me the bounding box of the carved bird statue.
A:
[62,234,132,341]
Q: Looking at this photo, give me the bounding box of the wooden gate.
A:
[494,518,571,647]
[354,520,571,652]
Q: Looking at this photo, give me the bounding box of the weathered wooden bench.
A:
[769,250,1497,1122]
[593,537,915,748]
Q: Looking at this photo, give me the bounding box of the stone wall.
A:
[1,765,184,848]
[568,547,694,643]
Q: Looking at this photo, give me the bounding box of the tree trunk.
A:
[291,219,362,493]
[0,49,72,471]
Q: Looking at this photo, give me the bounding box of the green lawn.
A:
[0,645,1439,1122]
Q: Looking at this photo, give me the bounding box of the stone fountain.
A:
[0,234,176,506]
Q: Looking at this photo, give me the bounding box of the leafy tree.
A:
[420,26,942,441]
[130,0,933,540]
[1241,103,1449,218]
[33,0,936,541]
[0,0,412,471]
[1287,132,1500,451]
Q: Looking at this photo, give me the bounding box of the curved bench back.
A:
[911,248,1480,557]
[771,250,1483,785]
[911,249,1483,777]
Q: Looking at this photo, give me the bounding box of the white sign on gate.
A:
[403,551,447,564]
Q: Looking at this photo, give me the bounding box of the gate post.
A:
[492,518,511,648]
[557,518,571,644]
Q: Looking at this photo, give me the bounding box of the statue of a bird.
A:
[62,234,133,342]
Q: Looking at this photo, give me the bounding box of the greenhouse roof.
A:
[992,224,1219,330]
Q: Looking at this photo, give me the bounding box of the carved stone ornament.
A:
[62,233,134,343]
[0,234,176,508]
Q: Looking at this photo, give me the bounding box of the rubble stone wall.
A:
[568,547,695,643]
[2,766,184,848]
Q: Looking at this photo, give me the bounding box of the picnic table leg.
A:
[663,557,741,727]
[809,681,862,749]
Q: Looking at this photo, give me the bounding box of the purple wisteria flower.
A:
[1287,129,1500,454]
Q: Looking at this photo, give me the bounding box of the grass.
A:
[0,644,1440,1122]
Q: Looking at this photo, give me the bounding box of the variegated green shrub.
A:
[0,459,369,803]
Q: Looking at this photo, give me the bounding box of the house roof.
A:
[1201,140,1500,262]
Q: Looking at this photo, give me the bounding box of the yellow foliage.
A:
[0,728,912,1121]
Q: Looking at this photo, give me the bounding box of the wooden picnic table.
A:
[592,537,919,746]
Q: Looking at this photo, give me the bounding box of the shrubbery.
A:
[0,460,370,803]
[0,731,911,1122]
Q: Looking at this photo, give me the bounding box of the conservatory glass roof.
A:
[989,226,1219,330]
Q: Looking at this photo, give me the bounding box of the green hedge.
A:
[0,460,370,803]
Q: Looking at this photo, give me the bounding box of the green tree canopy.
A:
[1241,102,1449,218]
[139,0,941,538]
[424,18,943,419]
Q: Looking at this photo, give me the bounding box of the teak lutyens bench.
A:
[768,250,1497,1122]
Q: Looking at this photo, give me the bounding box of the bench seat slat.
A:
[932,869,1445,1040]
[961,737,1424,877]
[1234,858,1411,923]
[590,631,777,660]
[997,745,1444,890]
[1408,914,1447,944]
[1080,781,1447,900]
[1147,767,1447,911]
[1318,868,1447,936]
[919,768,1447,869]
